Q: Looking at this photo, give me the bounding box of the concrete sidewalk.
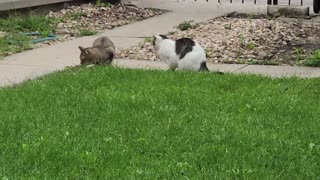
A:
[114,59,320,78]
[0,0,319,87]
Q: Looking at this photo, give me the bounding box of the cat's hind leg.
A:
[178,58,200,71]
[169,64,178,71]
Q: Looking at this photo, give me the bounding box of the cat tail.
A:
[199,61,224,74]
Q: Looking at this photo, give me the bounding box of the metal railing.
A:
[267,0,304,5]
[195,0,304,5]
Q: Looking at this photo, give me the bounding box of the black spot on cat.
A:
[175,38,195,59]
[159,35,168,39]
[199,61,209,71]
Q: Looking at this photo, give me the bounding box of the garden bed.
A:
[118,13,320,67]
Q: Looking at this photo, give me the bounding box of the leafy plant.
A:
[176,21,197,31]
[224,23,231,30]
[0,34,32,58]
[248,13,257,19]
[239,34,246,46]
[79,29,97,37]
[168,31,175,35]
[95,0,111,8]
[246,43,255,50]
[304,49,320,67]
[262,60,280,65]
[68,12,87,20]
[204,48,211,57]
[293,47,304,61]
[0,13,58,36]
[144,37,153,43]
[247,59,258,65]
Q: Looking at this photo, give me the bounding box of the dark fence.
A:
[195,0,304,5]
[267,0,304,5]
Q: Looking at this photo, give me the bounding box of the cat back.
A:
[175,38,195,59]
[78,36,115,65]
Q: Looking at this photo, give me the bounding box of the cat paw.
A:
[86,64,95,68]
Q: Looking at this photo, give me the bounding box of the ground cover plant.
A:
[0,13,58,58]
[0,2,164,59]
[0,67,319,179]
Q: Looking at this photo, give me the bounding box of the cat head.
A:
[152,34,169,49]
[79,46,95,65]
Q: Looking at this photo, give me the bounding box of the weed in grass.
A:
[0,13,58,58]
[0,13,58,36]
[224,23,232,30]
[293,47,304,62]
[79,29,98,37]
[168,31,175,35]
[144,37,153,43]
[95,0,111,8]
[127,17,139,22]
[0,34,32,58]
[68,12,88,20]
[304,49,320,67]
[247,59,259,65]
[262,60,280,65]
[204,48,211,57]
[267,15,276,20]
[246,43,255,51]
[248,13,257,19]
[176,21,197,31]
[239,34,246,46]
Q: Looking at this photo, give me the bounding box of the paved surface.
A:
[114,59,320,78]
[0,0,319,87]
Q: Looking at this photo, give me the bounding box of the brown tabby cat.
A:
[78,36,115,65]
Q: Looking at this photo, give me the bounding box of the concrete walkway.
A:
[0,0,319,87]
[114,59,320,78]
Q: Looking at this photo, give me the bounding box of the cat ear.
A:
[79,46,85,52]
[85,49,91,55]
[152,36,156,46]
[153,34,161,41]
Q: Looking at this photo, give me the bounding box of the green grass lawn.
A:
[0,67,319,179]
[0,14,58,58]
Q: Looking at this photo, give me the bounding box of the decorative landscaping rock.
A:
[118,14,320,66]
[47,3,164,41]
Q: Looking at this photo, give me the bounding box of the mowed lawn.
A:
[0,66,319,179]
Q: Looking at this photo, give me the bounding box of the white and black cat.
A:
[153,34,209,72]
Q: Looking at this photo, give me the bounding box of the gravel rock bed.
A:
[33,3,164,48]
[118,13,320,66]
